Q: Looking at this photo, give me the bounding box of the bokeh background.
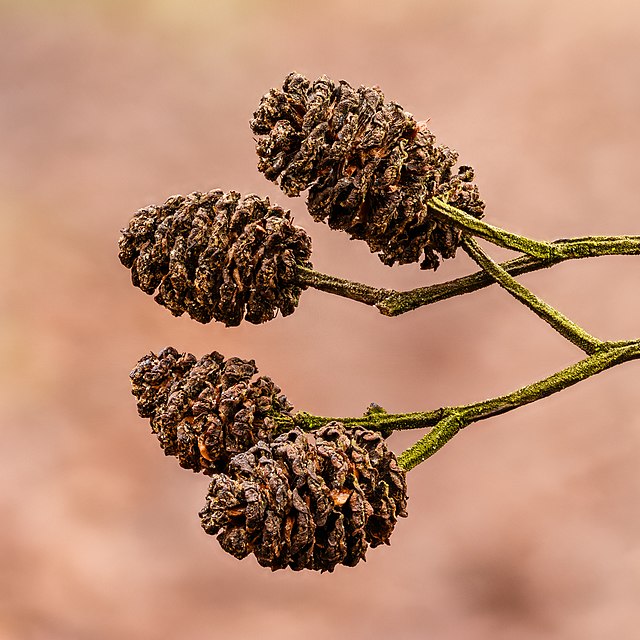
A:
[2,1,640,638]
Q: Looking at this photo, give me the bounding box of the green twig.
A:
[461,236,602,354]
[397,413,466,471]
[297,234,640,317]
[273,407,445,434]
[456,339,640,423]
[428,197,555,259]
[296,266,387,306]
[277,340,640,468]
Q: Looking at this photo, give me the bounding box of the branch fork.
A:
[292,199,640,470]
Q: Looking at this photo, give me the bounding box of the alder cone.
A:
[251,72,485,269]
[199,423,408,572]
[119,190,312,326]
[130,347,292,474]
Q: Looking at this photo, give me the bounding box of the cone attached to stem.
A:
[251,72,484,269]
[200,423,408,571]
[130,347,293,474]
[119,190,312,326]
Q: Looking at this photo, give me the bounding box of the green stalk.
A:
[396,339,640,468]
[273,407,445,434]
[275,340,640,470]
[461,236,602,354]
[398,413,465,471]
[297,234,640,317]
[428,197,555,258]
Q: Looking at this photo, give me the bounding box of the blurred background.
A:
[1,0,640,638]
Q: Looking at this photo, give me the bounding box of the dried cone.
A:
[130,347,292,474]
[199,423,408,572]
[251,72,485,269]
[119,190,312,326]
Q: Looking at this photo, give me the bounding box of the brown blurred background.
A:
[1,1,640,638]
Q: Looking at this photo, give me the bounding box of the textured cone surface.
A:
[199,423,408,572]
[251,72,485,269]
[119,190,312,326]
[130,347,292,474]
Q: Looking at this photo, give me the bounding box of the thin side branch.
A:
[278,340,640,468]
[297,234,640,317]
[457,339,640,423]
[296,266,388,306]
[274,407,445,434]
[397,413,466,471]
[428,197,555,258]
[461,236,602,354]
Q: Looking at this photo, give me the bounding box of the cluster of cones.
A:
[121,73,482,570]
[119,72,484,327]
[131,348,407,572]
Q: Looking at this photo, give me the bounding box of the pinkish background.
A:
[2,1,640,638]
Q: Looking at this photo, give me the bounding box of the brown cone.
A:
[251,72,484,269]
[119,190,312,326]
[130,347,292,474]
[199,423,408,572]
